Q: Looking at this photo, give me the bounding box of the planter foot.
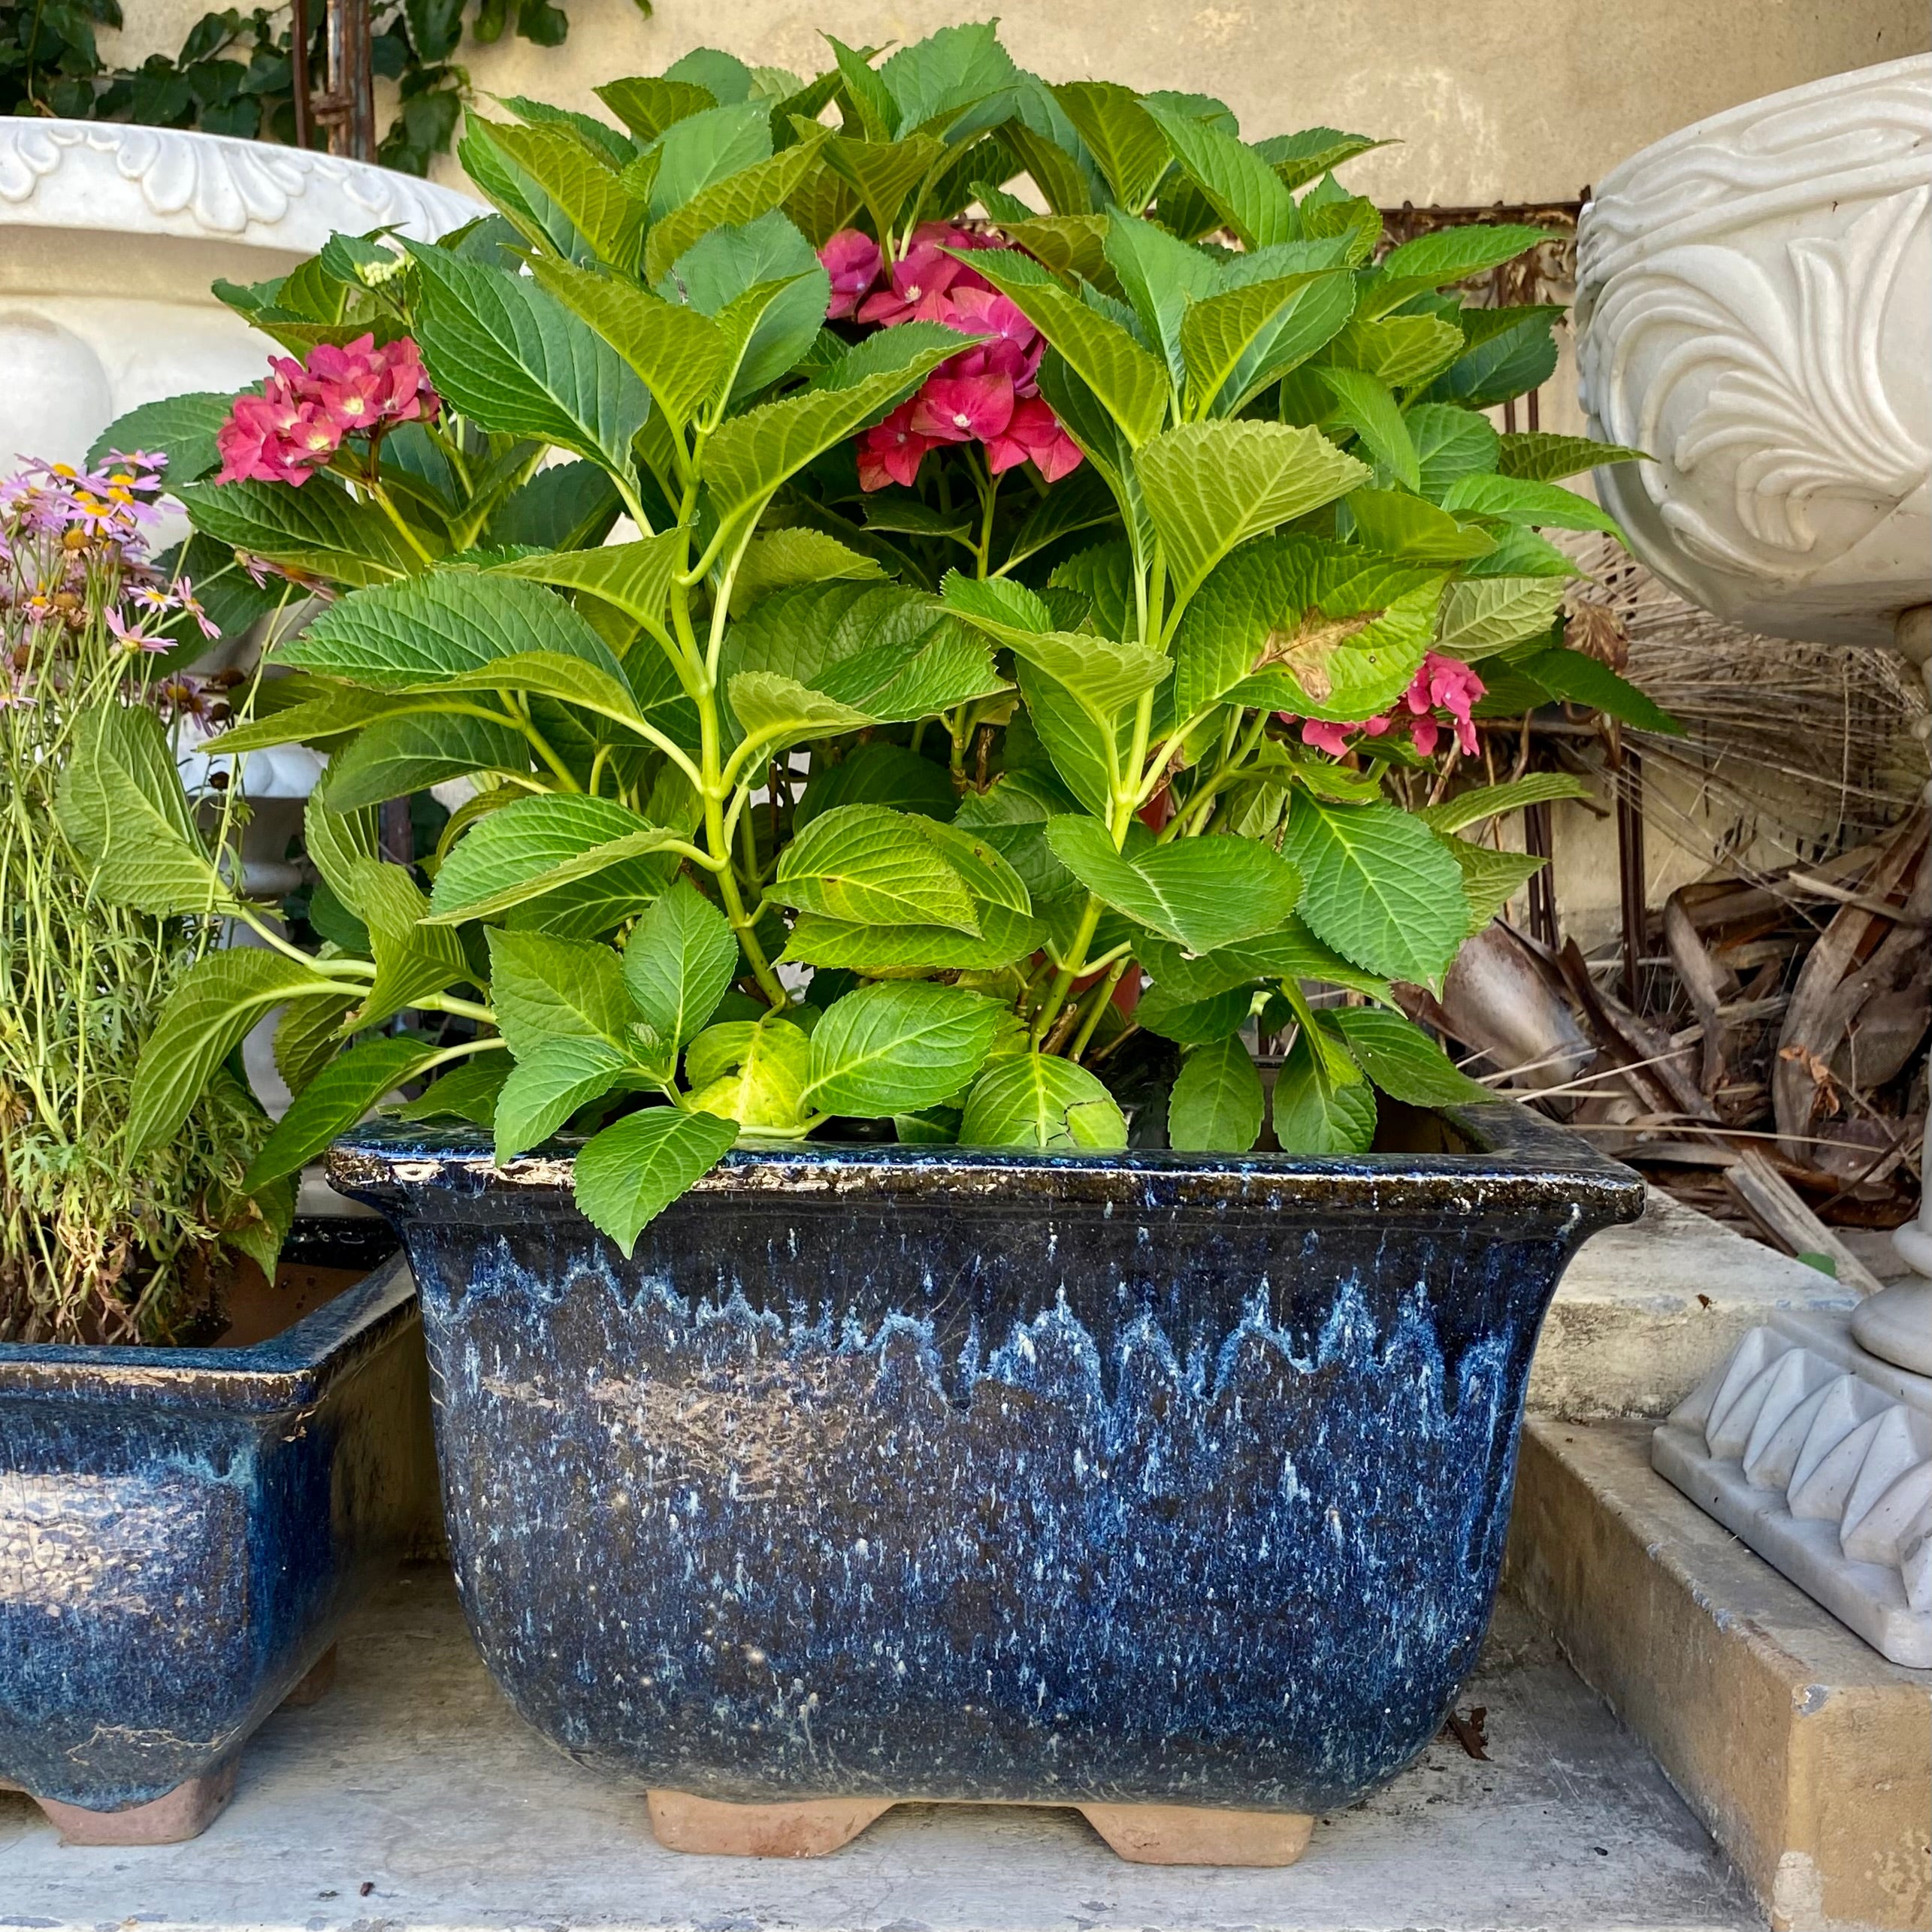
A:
[646,1789,893,1858]
[33,1761,237,1845]
[280,1642,338,1708]
[1077,1802,1314,1867]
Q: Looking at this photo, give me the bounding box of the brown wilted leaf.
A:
[1565,600,1628,670]
[1250,609,1383,703]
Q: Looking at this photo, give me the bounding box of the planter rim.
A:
[331,1102,1643,1228]
[0,1250,412,1413]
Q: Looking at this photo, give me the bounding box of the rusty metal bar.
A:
[289,0,313,149]
[1613,730,1648,1007]
[1522,800,1559,950]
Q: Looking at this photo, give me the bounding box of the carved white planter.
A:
[0,120,480,473]
[1575,56,1932,649]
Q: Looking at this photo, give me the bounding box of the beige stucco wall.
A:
[107,1,1925,205]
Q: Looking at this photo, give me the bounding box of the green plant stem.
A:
[1068,960,1128,1062]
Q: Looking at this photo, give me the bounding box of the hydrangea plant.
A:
[94,21,1664,1256]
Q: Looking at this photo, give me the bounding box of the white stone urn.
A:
[0,119,481,473]
[1575,55,1931,650]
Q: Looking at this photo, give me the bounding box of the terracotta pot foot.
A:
[279,1641,338,1709]
[646,1788,893,1858]
[1077,1802,1314,1867]
[33,1759,237,1845]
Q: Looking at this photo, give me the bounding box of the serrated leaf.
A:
[56,706,235,918]
[622,877,739,1048]
[321,712,530,811]
[959,1053,1127,1150]
[1050,81,1171,211]
[246,1036,440,1189]
[130,950,342,1153]
[1270,1029,1376,1154]
[349,859,470,1028]
[1496,432,1649,483]
[404,241,649,473]
[1426,307,1561,410]
[1317,366,1419,490]
[700,322,962,543]
[89,392,231,484]
[1434,576,1567,656]
[573,1105,739,1255]
[727,670,875,750]
[485,927,634,1058]
[527,256,727,426]
[177,477,423,587]
[397,1055,511,1127]
[1135,980,1254,1046]
[964,249,1170,446]
[1329,313,1465,389]
[203,682,408,754]
[487,531,689,638]
[1139,419,1367,604]
[1440,473,1626,539]
[656,212,828,405]
[646,133,830,285]
[1440,838,1548,933]
[428,794,682,926]
[685,1015,811,1130]
[775,803,980,933]
[1419,772,1590,834]
[494,1035,633,1161]
[821,129,946,236]
[1513,646,1685,734]
[596,75,717,141]
[1180,273,1327,414]
[284,567,624,691]
[781,903,1045,977]
[1280,794,1467,984]
[471,117,646,271]
[1168,1033,1264,1151]
[1141,98,1296,249]
[274,987,360,1097]
[1172,533,1442,719]
[1138,920,1395,1007]
[1102,210,1223,389]
[1410,404,1501,497]
[803,981,1002,1115]
[304,797,379,917]
[1346,487,1495,563]
[1257,126,1384,191]
[1329,1006,1492,1105]
[730,528,885,613]
[1046,818,1301,954]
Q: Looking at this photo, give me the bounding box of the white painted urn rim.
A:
[0,116,482,252]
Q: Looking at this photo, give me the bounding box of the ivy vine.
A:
[1,0,645,175]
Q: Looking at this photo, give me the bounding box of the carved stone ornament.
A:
[1576,56,1931,649]
[1652,1310,1932,1666]
[0,119,480,473]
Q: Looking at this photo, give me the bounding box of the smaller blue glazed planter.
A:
[0,1229,427,1841]
[333,1104,1640,1861]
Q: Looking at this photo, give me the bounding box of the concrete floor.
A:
[0,1567,1761,1932]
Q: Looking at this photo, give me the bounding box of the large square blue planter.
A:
[0,1227,428,1843]
[331,1104,1641,1864]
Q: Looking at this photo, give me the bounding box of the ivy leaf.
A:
[958,1054,1127,1149]
[130,951,343,1153]
[244,1036,440,1190]
[803,981,1002,1115]
[1168,1034,1265,1151]
[1045,818,1302,954]
[573,1106,739,1256]
[494,1036,633,1162]
[404,241,649,474]
[1270,1029,1377,1154]
[1280,794,1467,984]
[1138,419,1367,604]
[621,877,739,1049]
[1329,1007,1492,1105]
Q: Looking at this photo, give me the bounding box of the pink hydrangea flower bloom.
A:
[1286,652,1486,760]
[858,240,987,327]
[215,335,440,487]
[982,397,1085,479]
[820,230,883,319]
[857,404,937,491]
[910,370,1017,445]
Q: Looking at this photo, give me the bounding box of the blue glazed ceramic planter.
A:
[0,1229,427,1841]
[331,1105,1640,1856]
